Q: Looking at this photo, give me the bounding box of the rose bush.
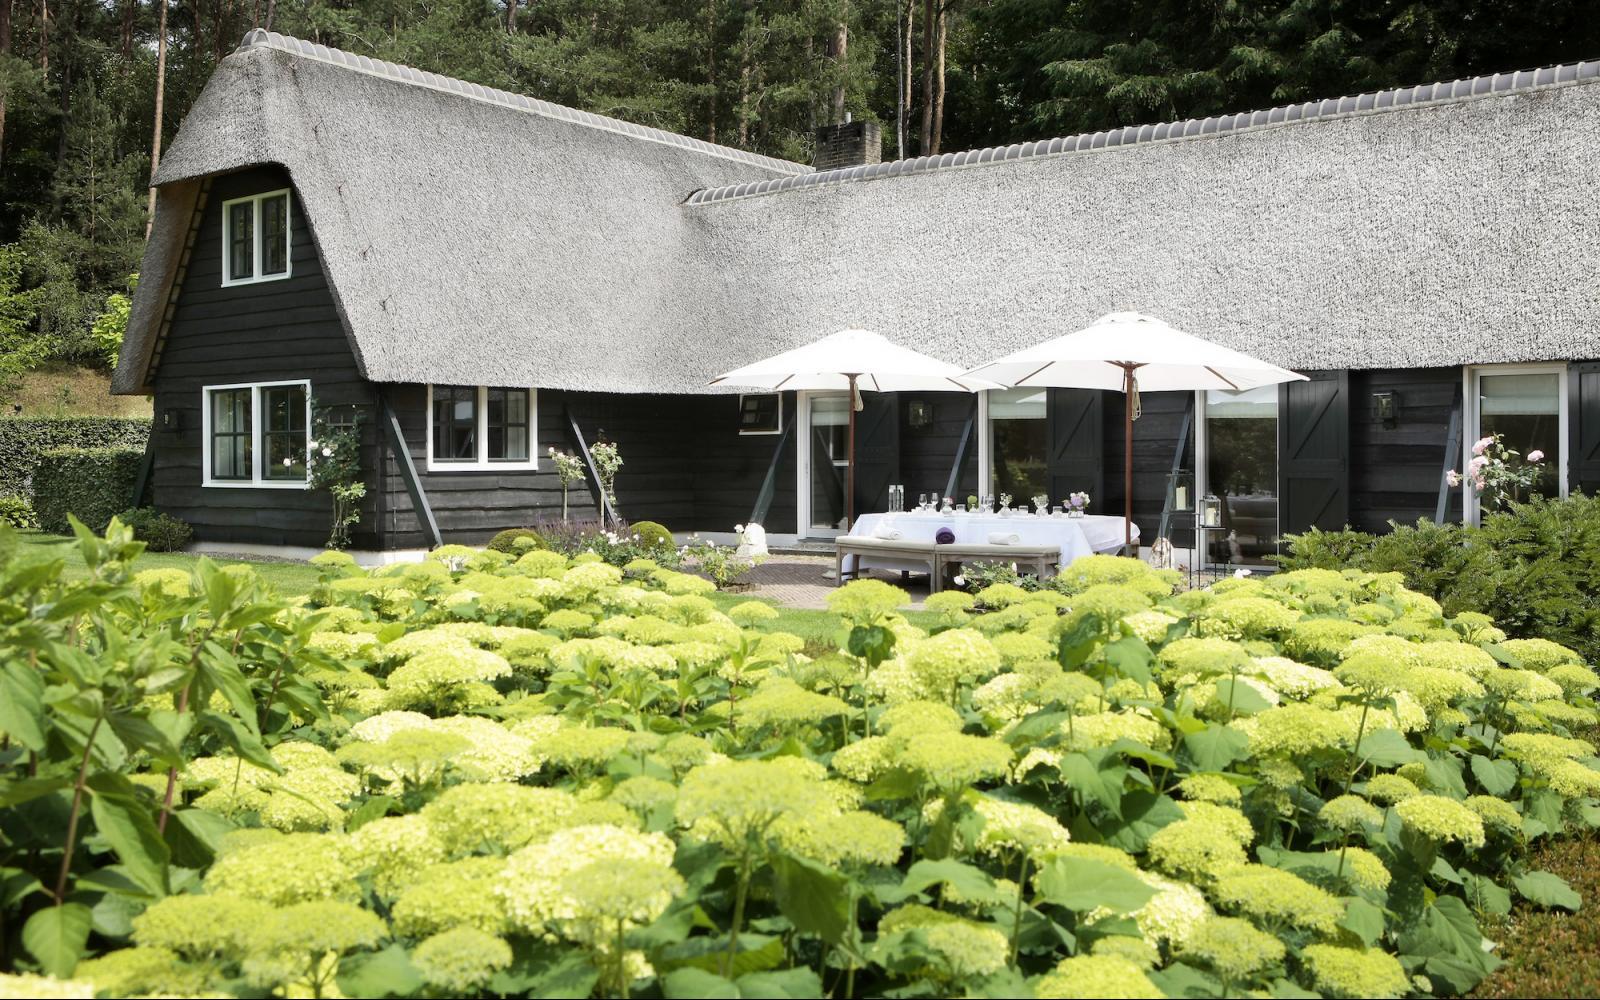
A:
[2,530,1597,998]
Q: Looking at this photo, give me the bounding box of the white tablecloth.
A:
[844,511,1138,575]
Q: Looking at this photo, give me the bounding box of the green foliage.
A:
[0,244,47,403]
[1279,495,1600,663]
[31,445,145,534]
[0,518,334,980]
[90,273,139,369]
[486,527,548,554]
[0,415,151,495]
[307,408,366,549]
[630,520,675,552]
[7,530,1592,997]
[117,506,194,552]
[0,493,39,529]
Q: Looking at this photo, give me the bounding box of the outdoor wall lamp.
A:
[1373,391,1398,427]
[161,408,184,433]
[907,400,933,429]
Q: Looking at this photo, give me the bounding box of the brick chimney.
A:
[813,117,882,172]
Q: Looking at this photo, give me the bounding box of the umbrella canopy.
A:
[710,328,999,393]
[963,312,1307,549]
[713,329,998,531]
[963,312,1306,392]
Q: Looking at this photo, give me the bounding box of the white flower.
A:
[1233,568,1252,579]
[1527,449,1545,463]
[1446,470,1462,487]
[953,575,965,587]
[322,448,333,457]
[283,458,292,466]
[308,440,319,449]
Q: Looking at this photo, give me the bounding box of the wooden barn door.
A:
[1569,363,1600,495]
[852,393,900,516]
[1047,388,1104,503]
[1278,370,1350,535]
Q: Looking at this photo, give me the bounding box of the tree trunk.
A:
[895,0,907,157]
[736,8,752,147]
[191,0,203,66]
[263,0,274,31]
[705,0,717,143]
[930,0,947,155]
[506,0,518,32]
[37,0,47,73]
[825,10,846,124]
[251,0,259,29]
[214,0,232,63]
[119,0,133,65]
[918,0,932,153]
[0,0,11,167]
[145,0,168,238]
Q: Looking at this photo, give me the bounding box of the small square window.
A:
[427,386,538,470]
[738,393,782,435]
[221,189,293,285]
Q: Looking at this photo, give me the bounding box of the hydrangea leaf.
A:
[1103,635,1153,684]
[771,853,852,945]
[1339,898,1386,946]
[1462,873,1513,915]
[1513,870,1582,911]
[0,660,46,750]
[1469,754,1518,796]
[1397,896,1500,994]
[1147,961,1224,998]
[488,944,600,998]
[1058,750,1128,817]
[1181,724,1249,772]
[881,858,1006,907]
[1034,857,1157,913]
[23,901,92,977]
[659,966,739,998]
[1096,791,1184,853]
[735,968,825,998]
[336,943,424,998]
[1214,676,1274,715]
[1354,728,1425,768]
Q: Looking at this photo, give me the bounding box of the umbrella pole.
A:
[846,374,858,532]
[1124,365,1134,552]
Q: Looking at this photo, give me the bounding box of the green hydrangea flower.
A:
[412,927,514,993]
[1180,914,1285,981]
[1300,944,1410,998]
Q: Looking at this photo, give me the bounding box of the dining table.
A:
[842,509,1139,577]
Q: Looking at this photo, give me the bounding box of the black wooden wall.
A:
[1348,367,1463,530]
[147,166,384,549]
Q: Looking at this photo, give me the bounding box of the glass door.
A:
[807,394,851,534]
[1198,386,1279,567]
[986,388,1048,500]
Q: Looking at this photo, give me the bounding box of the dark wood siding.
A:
[1103,390,1193,546]
[900,394,978,502]
[148,166,383,549]
[380,389,804,547]
[1349,367,1463,530]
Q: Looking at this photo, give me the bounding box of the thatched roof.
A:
[116,31,1600,395]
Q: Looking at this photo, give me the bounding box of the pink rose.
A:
[1527,450,1545,463]
[1468,455,1489,472]
[1472,436,1494,455]
[1446,470,1462,487]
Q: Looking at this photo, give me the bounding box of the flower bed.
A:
[2,524,1598,998]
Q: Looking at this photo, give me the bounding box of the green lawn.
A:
[11,531,938,644]
[14,530,324,595]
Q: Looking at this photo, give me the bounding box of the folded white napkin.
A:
[872,524,902,540]
[987,532,1021,545]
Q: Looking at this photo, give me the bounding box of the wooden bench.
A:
[934,543,1060,588]
[835,537,942,592]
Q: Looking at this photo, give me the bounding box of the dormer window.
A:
[222,189,291,285]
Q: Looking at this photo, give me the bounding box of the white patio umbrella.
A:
[962,312,1307,549]
[712,329,1000,529]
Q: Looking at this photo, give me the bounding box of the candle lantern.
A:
[1200,494,1223,528]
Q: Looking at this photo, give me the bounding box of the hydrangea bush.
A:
[3,529,1598,998]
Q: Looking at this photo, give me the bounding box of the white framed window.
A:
[1463,363,1567,523]
[979,387,1048,498]
[738,393,782,435]
[221,189,292,286]
[426,385,537,471]
[201,379,311,488]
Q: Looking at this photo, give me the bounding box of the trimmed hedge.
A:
[629,520,675,551]
[33,447,145,534]
[486,528,547,554]
[0,416,150,495]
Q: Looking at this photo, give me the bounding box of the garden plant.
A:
[0,522,1596,998]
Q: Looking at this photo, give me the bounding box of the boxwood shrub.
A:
[0,416,150,495]
[32,446,145,534]
[118,506,194,552]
